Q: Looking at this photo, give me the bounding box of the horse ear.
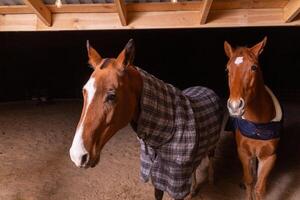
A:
[224,41,234,58]
[116,39,135,72]
[250,36,267,57]
[87,40,102,69]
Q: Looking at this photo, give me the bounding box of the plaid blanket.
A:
[134,68,223,199]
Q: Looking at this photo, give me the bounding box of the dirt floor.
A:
[0,100,299,200]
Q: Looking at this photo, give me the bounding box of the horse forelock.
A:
[84,76,96,108]
[99,58,111,69]
[231,47,257,66]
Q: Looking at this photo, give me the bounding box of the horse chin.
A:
[89,155,100,168]
[228,109,245,118]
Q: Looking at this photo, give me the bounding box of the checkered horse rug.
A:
[132,67,224,199]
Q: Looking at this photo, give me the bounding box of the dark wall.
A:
[0,27,299,101]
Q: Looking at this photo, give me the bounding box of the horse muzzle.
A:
[69,148,101,169]
[69,145,90,168]
[227,98,245,117]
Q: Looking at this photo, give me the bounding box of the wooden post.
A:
[200,0,213,24]
[115,0,127,26]
[284,0,300,23]
[23,0,52,26]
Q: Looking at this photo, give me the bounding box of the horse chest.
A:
[236,130,279,158]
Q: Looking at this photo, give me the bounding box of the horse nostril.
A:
[239,98,245,109]
[81,153,89,166]
[227,99,233,110]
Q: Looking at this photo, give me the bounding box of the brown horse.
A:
[224,37,282,200]
[69,39,226,200]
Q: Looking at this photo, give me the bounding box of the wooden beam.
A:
[211,0,288,10]
[2,8,300,32]
[0,5,32,14]
[50,3,116,13]
[0,1,290,15]
[284,0,300,23]
[0,3,200,14]
[127,2,202,12]
[0,3,202,15]
[115,0,127,26]
[200,0,213,24]
[0,4,116,14]
[23,0,52,26]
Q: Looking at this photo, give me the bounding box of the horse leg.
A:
[254,154,277,200]
[189,155,210,198]
[208,150,215,185]
[190,171,198,197]
[154,188,164,200]
[238,148,255,200]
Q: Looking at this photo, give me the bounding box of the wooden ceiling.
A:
[0,0,300,31]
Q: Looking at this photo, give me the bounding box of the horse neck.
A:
[243,75,276,123]
[127,66,142,123]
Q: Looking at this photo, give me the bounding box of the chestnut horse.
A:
[224,37,282,200]
[69,39,226,200]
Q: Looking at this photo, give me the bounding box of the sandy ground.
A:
[0,100,299,200]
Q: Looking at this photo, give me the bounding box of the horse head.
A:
[224,37,267,117]
[69,39,141,168]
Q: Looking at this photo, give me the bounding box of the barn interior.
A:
[0,0,300,200]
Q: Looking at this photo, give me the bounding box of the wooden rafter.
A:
[115,0,127,26]
[23,0,52,26]
[283,0,300,23]
[200,0,213,24]
[1,0,300,31]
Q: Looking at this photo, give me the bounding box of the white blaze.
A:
[85,77,96,108]
[234,56,244,65]
[70,77,96,167]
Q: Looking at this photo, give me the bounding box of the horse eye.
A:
[106,91,116,102]
[251,65,258,71]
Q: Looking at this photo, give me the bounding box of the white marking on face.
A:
[234,56,244,65]
[70,125,88,167]
[70,77,96,167]
[84,77,96,109]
